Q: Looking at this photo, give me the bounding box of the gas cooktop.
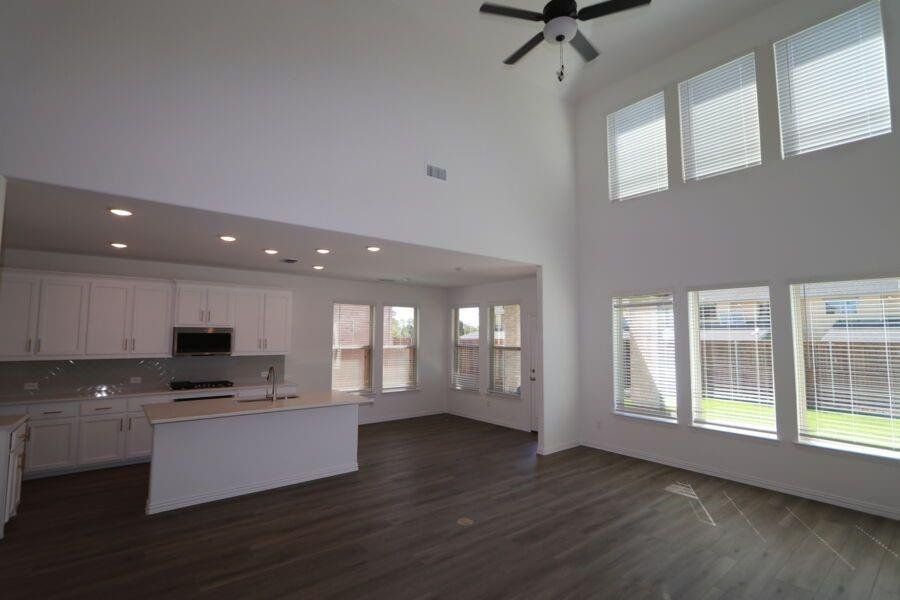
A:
[168,380,235,391]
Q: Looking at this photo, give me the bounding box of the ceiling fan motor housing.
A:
[543,16,578,44]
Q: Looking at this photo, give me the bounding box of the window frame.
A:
[450,304,481,393]
[331,301,375,395]
[381,304,420,393]
[488,302,523,398]
[607,90,670,203]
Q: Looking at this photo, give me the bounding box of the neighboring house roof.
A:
[699,329,771,342]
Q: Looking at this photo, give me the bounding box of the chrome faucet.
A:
[266,365,277,401]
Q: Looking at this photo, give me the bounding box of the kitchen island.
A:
[143,391,372,514]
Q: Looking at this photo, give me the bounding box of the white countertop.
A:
[0,415,28,430]
[0,381,294,406]
[143,390,372,424]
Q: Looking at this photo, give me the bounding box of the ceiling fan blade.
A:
[503,32,545,65]
[480,3,545,22]
[570,30,600,62]
[577,0,651,21]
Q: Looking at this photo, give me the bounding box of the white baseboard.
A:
[538,439,580,455]
[146,463,358,515]
[359,408,445,425]
[581,440,900,521]
[24,456,151,481]
[447,409,530,433]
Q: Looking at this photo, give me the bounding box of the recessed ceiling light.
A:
[366,246,381,253]
[108,208,133,217]
[316,248,331,255]
[219,235,237,243]
[110,242,128,249]
[313,265,325,271]
[264,249,279,255]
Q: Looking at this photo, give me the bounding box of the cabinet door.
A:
[206,287,232,326]
[0,275,39,358]
[175,285,207,326]
[85,281,131,355]
[36,279,88,356]
[262,292,292,353]
[232,290,263,354]
[131,283,172,355]
[78,415,126,466]
[125,414,153,459]
[26,419,78,473]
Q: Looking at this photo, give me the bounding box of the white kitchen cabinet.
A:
[176,284,232,326]
[0,274,39,359]
[6,423,26,522]
[26,418,78,473]
[85,280,131,355]
[125,414,153,459]
[131,283,172,355]
[78,414,126,466]
[232,289,292,355]
[36,278,88,357]
[232,289,263,353]
[263,291,292,353]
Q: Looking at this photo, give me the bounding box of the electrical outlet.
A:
[24,382,39,391]
[130,376,142,384]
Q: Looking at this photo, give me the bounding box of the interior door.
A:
[85,281,131,355]
[176,285,207,326]
[231,290,262,354]
[524,312,542,433]
[205,287,232,326]
[0,275,38,358]
[263,292,291,353]
[36,279,88,356]
[131,284,172,355]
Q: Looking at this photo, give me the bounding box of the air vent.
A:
[426,164,447,181]
[378,278,397,283]
[282,258,299,264]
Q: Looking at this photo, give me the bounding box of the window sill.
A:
[794,437,900,463]
[381,387,420,395]
[690,422,779,444]
[449,387,480,394]
[612,410,678,426]
[488,391,521,400]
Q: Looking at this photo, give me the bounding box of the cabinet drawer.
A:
[80,399,126,416]
[127,395,172,412]
[28,402,79,420]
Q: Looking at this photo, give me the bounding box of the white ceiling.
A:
[394,0,786,99]
[1,180,537,287]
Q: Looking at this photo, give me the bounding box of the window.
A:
[791,278,900,455]
[331,303,373,393]
[489,304,521,396]
[688,286,776,435]
[382,305,418,391]
[451,306,480,392]
[607,91,668,201]
[679,53,761,181]
[774,0,891,158]
[613,294,677,421]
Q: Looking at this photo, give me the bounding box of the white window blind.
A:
[383,305,418,391]
[607,91,669,201]
[679,53,761,181]
[791,278,900,455]
[774,0,892,158]
[613,293,677,421]
[489,304,521,396]
[332,303,373,393]
[688,286,776,434]
[451,306,480,392]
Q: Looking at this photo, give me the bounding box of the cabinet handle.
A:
[131,338,136,351]
[26,338,32,353]
[42,410,63,415]
[123,338,128,351]
[128,417,132,431]
[207,309,212,323]
[200,308,205,322]
[264,338,268,350]
[35,338,41,353]
[258,338,262,350]
[25,426,31,442]
[94,406,112,411]
[119,418,124,432]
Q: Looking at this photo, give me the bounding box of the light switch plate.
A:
[130,377,142,384]
[24,382,39,391]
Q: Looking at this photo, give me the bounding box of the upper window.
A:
[489,304,521,396]
[774,0,891,158]
[613,293,677,421]
[607,91,668,201]
[679,53,761,181]
[331,303,373,393]
[451,306,480,392]
[688,286,776,435]
[791,277,900,456]
[382,305,418,391]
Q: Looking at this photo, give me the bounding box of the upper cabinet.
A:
[175,284,232,327]
[35,278,89,357]
[85,280,172,357]
[263,291,292,354]
[131,283,172,355]
[231,289,292,356]
[0,273,40,359]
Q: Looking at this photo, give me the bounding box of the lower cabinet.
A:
[78,415,126,466]
[26,418,78,473]
[125,413,153,459]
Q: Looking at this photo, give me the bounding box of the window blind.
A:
[383,305,417,391]
[607,91,668,201]
[451,306,480,392]
[613,294,677,421]
[489,304,521,396]
[774,0,891,158]
[791,278,900,454]
[679,53,761,181]
[688,286,776,434]
[332,303,373,393]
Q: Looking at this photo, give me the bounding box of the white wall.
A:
[0,0,580,453]
[446,277,539,432]
[574,0,900,518]
[0,176,5,250]
[4,249,448,425]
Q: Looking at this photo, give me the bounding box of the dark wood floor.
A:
[0,415,898,599]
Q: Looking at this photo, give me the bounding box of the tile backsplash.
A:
[0,356,286,399]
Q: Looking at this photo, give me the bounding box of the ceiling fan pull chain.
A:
[557,43,566,82]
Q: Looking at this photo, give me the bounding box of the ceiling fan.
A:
[480,0,651,81]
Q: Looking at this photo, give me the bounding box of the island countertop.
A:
[143,390,372,425]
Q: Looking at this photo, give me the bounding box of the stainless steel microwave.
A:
[172,327,233,357]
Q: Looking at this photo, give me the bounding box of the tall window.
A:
[791,278,900,455]
[679,53,761,181]
[489,304,521,396]
[613,294,677,421]
[607,91,668,201]
[774,0,891,158]
[688,286,776,435]
[451,306,480,392]
[331,303,373,393]
[382,305,418,391]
